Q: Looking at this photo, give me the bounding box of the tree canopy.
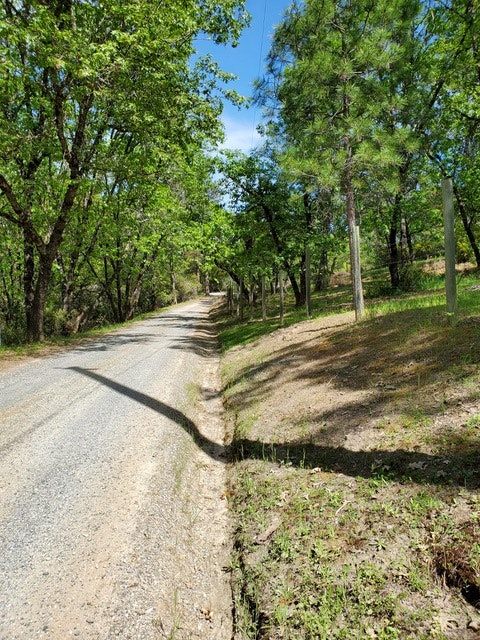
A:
[233,0,480,314]
[1,0,479,343]
[0,0,248,341]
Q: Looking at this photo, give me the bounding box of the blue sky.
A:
[195,1,291,152]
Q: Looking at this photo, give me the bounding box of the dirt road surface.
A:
[0,299,231,640]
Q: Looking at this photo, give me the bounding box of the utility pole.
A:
[441,177,457,319]
[305,245,311,318]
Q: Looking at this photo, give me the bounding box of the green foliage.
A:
[258,0,433,313]
[0,0,248,342]
[247,0,480,301]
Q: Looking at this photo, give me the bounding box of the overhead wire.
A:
[250,0,268,149]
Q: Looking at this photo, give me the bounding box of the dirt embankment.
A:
[222,307,480,639]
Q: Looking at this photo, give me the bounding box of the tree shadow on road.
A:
[67,367,226,462]
[68,367,479,489]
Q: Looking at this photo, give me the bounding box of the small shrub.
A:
[398,263,425,292]
[43,307,69,337]
[0,320,26,345]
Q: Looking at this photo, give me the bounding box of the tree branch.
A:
[0,173,24,222]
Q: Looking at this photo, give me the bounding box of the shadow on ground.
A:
[67,367,479,490]
[63,301,480,490]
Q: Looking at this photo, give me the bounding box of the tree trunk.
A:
[386,162,412,290]
[287,268,304,307]
[27,252,55,342]
[442,177,457,317]
[315,250,332,291]
[279,270,285,326]
[102,255,119,322]
[388,192,412,290]
[214,260,241,287]
[453,184,480,268]
[125,282,142,321]
[260,200,304,307]
[204,271,210,296]
[305,245,311,318]
[404,217,414,261]
[238,279,245,321]
[171,272,178,305]
[23,234,36,341]
[227,284,234,315]
[170,257,178,305]
[249,278,255,319]
[387,225,400,289]
[115,254,123,322]
[261,274,267,322]
[344,136,364,320]
[300,253,307,304]
[69,308,88,334]
[62,281,74,315]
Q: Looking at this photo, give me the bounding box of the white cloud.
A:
[220,114,263,153]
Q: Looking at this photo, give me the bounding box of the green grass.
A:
[229,461,467,639]
[217,286,354,352]
[218,269,480,353]
[220,269,480,639]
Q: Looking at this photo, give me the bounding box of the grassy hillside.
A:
[219,273,480,639]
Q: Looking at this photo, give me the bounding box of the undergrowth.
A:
[217,270,479,353]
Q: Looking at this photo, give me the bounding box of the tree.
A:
[260,0,430,315]
[424,0,480,267]
[219,147,313,307]
[0,0,248,341]
[0,220,24,341]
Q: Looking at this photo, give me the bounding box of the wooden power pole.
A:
[441,177,457,318]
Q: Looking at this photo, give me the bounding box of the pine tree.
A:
[261,0,424,317]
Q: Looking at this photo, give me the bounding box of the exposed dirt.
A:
[222,304,480,638]
[2,294,480,638]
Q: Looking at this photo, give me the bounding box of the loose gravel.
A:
[0,298,232,639]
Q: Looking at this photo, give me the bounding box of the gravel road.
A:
[0,298,232,640]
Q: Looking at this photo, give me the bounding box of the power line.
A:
[250,0,268,149]
[257,0,268,78]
